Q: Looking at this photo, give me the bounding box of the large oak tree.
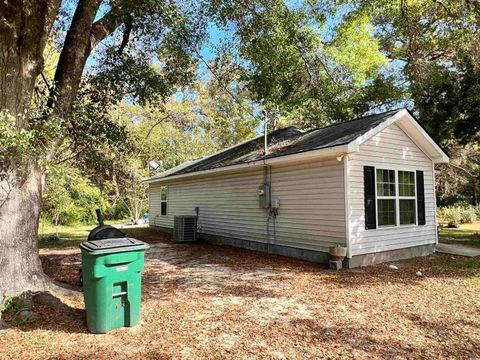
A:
[0,0,205,303]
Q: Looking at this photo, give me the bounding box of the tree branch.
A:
[314,53,338,85]
[294,43,315,87]
[40,72,50,88]
[90,7,126,49]
[146,114,171,139]
[118,18,133,54]
[450,164,477,179]
[46,1,129,160]
[54,146,88,165]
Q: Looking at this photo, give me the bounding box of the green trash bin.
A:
[80,238,150,333]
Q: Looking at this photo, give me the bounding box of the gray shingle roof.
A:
[164,108,402,177]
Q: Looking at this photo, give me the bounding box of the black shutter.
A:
[416,170,425,225]
[364,166,376,230]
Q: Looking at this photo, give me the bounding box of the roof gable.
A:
[346,109,449,163]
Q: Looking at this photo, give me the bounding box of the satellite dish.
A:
[148,161,160,171]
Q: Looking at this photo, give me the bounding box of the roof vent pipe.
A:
[262,110,268,156]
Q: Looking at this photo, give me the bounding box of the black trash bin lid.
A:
[80,237,150,254]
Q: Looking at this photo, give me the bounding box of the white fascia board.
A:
[396,114,449,164]
[143,144,350,184]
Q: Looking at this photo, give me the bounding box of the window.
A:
[398,171,416,225]
[160,186,168,216]
[375,169,416,227]
[376,169,396,226]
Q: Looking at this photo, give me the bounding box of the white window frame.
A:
[160,186,168,216]
[397,170,417,226]
[374,168,417,228]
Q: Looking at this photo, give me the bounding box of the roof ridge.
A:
[303,108,404,133]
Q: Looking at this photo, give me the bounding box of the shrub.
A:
[42,165,109,226]
[0,296,34,326]
[437,205,477,228]
[475,206,480,219]
[103,201,130,221]
[437,207,461,228]
[460,206,477,224]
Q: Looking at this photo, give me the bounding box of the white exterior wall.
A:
[149,158,346,252]
[348,123,436,256]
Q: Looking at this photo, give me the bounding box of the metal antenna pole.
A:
[263,110,268,156]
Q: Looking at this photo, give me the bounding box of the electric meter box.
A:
[258,183,271,208]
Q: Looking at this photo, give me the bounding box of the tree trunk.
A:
[0,161,48,299]
[0,0,61,301]
[0,0,60,125]
[0,0,124,303]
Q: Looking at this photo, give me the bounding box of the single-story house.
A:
[145,108,449,267]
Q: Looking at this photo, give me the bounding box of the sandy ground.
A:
[1,228,479,359]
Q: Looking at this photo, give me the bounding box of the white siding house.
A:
[146,109,449,267]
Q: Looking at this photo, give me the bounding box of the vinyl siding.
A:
[348,123,436,256]
[149,158,346,252]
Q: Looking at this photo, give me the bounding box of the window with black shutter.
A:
[364,166,423,229]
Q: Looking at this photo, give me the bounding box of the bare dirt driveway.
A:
[1,228,479,359]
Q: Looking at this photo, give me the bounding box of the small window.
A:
[399,199,416,225]
[378,199,396,226]
[376,169,395,196]
[160,187,168,216]
[398,171,415,197]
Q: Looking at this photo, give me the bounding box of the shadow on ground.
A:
[18,226,479,359]
[1,292,87,335]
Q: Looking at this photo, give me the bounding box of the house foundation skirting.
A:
[344,244,435,268]
[200,233,332,264]
[149,226,435,268]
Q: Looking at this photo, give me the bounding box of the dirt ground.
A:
[1,228,479,359]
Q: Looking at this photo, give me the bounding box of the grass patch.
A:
[439,222,480,247]
[38,233,61,247]
[0,296,30,326]
[0,296,25,314]
[37,219,129,249]
[37,223,92,249]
